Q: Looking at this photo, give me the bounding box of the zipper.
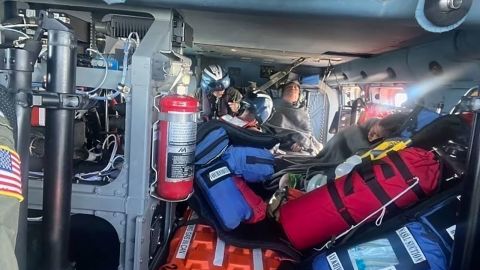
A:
[246,156,275,165]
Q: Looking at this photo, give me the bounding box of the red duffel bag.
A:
[279,147,441,250]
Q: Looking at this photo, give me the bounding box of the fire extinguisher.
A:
[156,94,198,201]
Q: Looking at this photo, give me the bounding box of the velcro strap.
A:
[327,180,355,226]
[388,151,426,199]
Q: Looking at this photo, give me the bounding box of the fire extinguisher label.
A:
[168,122,197,145]
[166,122,196,182]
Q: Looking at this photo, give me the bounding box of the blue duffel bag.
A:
[195,127,229,166]
[222,146,275,183]
[195,160,252,230]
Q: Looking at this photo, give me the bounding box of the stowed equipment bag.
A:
[195,127,229,166]
[193,121,278,230]
[191,120,304,260]
[308,194,460,270]
[196,120,279,149]
[279,147,441,250]
[195,160,253,230]
[222,146,275,183]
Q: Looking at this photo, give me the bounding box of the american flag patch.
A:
[0,146,23,201]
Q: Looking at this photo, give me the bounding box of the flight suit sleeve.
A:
[0,196,20,270]
[0,92,21,270]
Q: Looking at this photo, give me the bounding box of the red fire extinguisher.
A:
[156,94,198,201]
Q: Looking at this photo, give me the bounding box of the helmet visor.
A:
[208,82,226,92]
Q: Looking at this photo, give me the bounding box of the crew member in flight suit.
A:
[198,64,243,120]
[0,88,22,270]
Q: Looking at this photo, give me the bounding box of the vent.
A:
[109,15,153,38]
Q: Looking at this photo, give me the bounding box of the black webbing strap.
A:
[358,161,401,213]
[343,173,355,196]
[344,161,395,196]
[381,163,395,179]
[327,179,356,226]
[388,151,426,200]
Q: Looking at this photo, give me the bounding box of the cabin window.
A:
[394,93,408,107]
[368,85,406,108]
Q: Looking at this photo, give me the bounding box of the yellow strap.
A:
[361,139,412,161]
[0,190,24,202]
[334,139,412,180]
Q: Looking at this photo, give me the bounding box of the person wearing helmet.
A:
[237,91,274,131]
[281,80,303,107]
[264,80,323,155]
[220,91,274,132]
[199,65,243,120]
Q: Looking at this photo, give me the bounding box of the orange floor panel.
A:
[159,212,283,270]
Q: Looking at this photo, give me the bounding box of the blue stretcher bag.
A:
[195,160,252,230]
[222,146,275,183]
